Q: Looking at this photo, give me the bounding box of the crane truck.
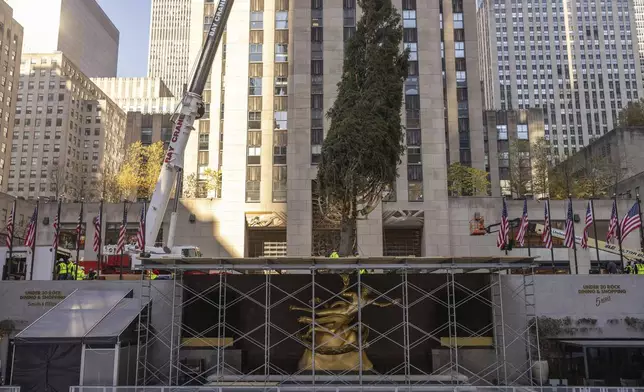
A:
[129,0,235,268]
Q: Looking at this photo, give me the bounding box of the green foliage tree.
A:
[116,141,166,200]
[447,163,490,196]
[316,0,408,256]
[182,169,222,199]
[618,98,644,127]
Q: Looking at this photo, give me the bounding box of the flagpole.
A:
[97,199,104,279]
[589,199,601,266]
[547,199,555,273]
[119,200,127,281]
[614,194,625,268]
[75,198,84,280]
[526,197,531,257]
[28,198,39,280]
[52,198,61,280]
[141,200,147,256]
[569,196,579,275]
[637,193,644,252]
[7,198,16,278]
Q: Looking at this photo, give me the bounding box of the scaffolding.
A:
[135,257,541,388]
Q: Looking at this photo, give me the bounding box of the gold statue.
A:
[289,274,399,371]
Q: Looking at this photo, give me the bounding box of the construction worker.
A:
[146,270,159,280]
[56,258,67,280]
[625,261,635,274]
[76,266,86,280]
[88,269,97,280]
[638,260,644,275]
[329,250,339,258]
[66,258,76,280]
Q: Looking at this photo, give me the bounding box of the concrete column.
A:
[286,1,313,256]
[357,202,384,257]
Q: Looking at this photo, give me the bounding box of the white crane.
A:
[143,0,235,252]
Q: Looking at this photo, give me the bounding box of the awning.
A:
[15,289,145,345]
[561,340,644,348]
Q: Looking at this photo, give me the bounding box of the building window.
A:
[497,124,508,140]
[272,166,287,202]
[246,166,261,202]
[455,42,465,58]
[249,77,262,95]
[517,124,529,140]
[275,11,288,29]
[249,44,263,62]
[250,11,263,29]
[275,44,288,62]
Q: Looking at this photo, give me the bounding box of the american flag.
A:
[620,202,642,240]
[497,198,509,249]
[542,202,553,249]
[580,201,593,249]
[136,205,146,249]
[24,206,38,248]
[116,206,128,253]
[564,200,576,249]
[52,214,59,249]
[607,199,619,243]
[93,216,101,252]
[5,204,13,248]
[515,199,529,246]
[76,207,83,249]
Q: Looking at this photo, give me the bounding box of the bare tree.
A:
[50,165,66,201]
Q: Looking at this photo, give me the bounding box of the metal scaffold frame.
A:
[135,257,541,388]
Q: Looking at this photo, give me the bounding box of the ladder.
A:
[136,277,152,386]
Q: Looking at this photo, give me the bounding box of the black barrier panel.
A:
[12,343,82,392]
[182,274,491,375]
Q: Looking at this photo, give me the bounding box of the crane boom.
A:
[145,0,235,247]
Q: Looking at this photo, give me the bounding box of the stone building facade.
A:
[11,53,126,201]
[7,0,118,78]
[179,0,486,258]
[0,0,22,193]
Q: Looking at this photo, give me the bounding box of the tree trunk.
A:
[339,215,356,256]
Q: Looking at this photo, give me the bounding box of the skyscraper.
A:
[0,0,23,193]
[11,53,126,201]
[634,0,644,75]
[6,0,119,78]
[477,0,643,159]
[147,0,192,98]
[181,0,484,257]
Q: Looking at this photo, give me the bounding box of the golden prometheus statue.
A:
[289,274,399,371]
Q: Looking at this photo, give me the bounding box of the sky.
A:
[96,0,151,77]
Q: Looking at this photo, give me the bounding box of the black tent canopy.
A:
[11,289,146,392]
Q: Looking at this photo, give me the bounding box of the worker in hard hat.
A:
[66,258,76,280]
[56,258,68,280]
[146,270,159,280]
[76,266,86,280]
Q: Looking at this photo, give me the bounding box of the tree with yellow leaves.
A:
[116,142,165,200]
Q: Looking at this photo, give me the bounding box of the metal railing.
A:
[0,387,19,392]
[69,387,644,392]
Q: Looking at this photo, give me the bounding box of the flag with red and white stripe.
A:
[580,201,593,249]
[515,199,529,246]
[607,200,619,243]
[620,202,642,241]
[497,198,509,249]
[52,214,59,248]
[117,207,128,254]
[136,205,146,250]
[24,206,38,248]
[564,200,575,249]
[542,202,553,249]
[93,216,101,253]
[5,204,14,248]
